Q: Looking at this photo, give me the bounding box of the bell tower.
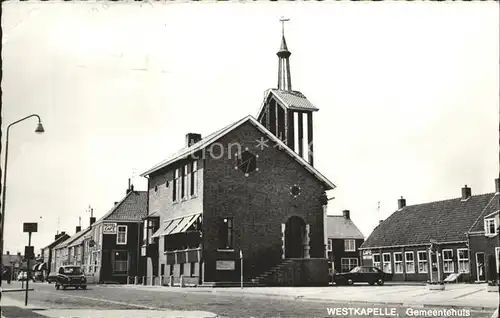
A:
[257,18,318,166]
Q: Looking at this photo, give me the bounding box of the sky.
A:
[1,1,499,254]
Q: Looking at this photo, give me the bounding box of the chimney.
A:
[90,216,96,225]
[398,196,406,210]
[126,179,132,194]
[461,185,472,200]
[495,178,499,193]
[114,201,118,205]
[185,133,202,147]
[75,226,82,233]
[17,252,21,256]
[342,210,350,219]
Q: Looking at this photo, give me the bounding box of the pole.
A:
[429,248,433,282]
[0,114,43,303]
[240,250,243,289]
[25,232,31,306]
[436,247,441,282]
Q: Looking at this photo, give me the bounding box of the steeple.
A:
[277,17,292,91]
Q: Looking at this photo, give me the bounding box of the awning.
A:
[151,213,201,238]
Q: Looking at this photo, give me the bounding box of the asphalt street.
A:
[1,282,496,318]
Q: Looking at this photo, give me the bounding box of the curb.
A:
[100,285,497,311]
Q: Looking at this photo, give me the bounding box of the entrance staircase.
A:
[250,259,294,286]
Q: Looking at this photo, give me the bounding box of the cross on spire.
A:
[280,17,290,36]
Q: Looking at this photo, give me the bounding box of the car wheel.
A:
[55,284,60,290]
[369,281,375,286]
[347,279,354,285]
[81,285,87,290]
[62,286,67,290]
[377,279,384,286]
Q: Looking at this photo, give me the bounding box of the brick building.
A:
[360,180,499,283]
[326,210,365,273]
[83,181,147,284]
[140,28,336,286]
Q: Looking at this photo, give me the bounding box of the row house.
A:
[140,28,336,286]
[326,210,365,273]
[1,251,23,281]
[52,225,90,272]
[360,180,500,283]
[82,182,147,284]
[38,232,70,278]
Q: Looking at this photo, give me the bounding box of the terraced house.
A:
[52,225,90,271]
[82,181,147,284]
[141,28,336,286]
[360,179,500,283]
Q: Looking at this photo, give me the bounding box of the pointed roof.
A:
[94,190,148,224]
[256,89,319,121]
[141,115,336,190]
[327,215,365,239]
[277,35,291,58]
[41,233,71,250]
[360,192,497,250]
[467,193,499,233]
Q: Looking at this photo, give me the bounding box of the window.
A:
[181,165,188,200]
[382,253,392,273]
[417,251,428,273]
[190,262,196,277]
[169,264,174,276]
[143,222,148,244]
[219,218,233,249]
[405,252,415,273]
[179,263,184,276]
[341,258,359,272]
[496,247,500,274]
[327,239,333,252]
[190,161,198,197]
[344,239,356,252]
[117,225,127,245]
[485,218,498,236]
[112,251,128,273]
[442,249,454,273]
[457,249,469,273]
[373,254,381,269]
[173,169,179,202]
[160,264,165,276]
[394,253,403,273]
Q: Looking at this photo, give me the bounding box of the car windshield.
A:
[61,267,82,275]
[349,266,361,273]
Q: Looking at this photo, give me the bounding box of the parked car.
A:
[54,266,87,290]
[333,266,392,286]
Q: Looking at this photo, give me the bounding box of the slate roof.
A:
[360,192,498,249]
[270,89,319,111]
[67,228,92,248]
[94,190,148,224]
[468,193,499,233]
[327,215,365,239]
[41,233,70,251]
[55,228,90,250]
[141,115,336,190]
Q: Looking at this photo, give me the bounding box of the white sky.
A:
[1,1,498,254]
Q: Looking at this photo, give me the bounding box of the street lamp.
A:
[0,114,44,300]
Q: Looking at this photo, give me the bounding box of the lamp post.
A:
[0,114,44,301]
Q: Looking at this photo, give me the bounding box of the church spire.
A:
[277,17,292,91]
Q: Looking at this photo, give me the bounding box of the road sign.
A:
[23,223,38,233]
[24,246,34,260]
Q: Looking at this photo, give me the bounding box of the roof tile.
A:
[360,193,497,249]
[327,215,365,239]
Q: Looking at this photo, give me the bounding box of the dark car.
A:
[334,266,392,286]
[54,266,87,290]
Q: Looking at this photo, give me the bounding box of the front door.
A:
[285,216,306,258]
[476,253,485,281]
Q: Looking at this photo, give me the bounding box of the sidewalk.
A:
[0,296,220,318]
[103,283,499,311]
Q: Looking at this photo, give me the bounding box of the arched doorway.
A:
[285,216,306,258]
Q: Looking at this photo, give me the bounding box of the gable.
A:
[95,191,148,224]
[141,116,335,190]
[327,216,365,239]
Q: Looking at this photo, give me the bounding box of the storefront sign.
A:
[103,223,117,234]
[362,250,372,259]
[216,260,235,271]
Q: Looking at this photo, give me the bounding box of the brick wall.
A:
[202,121,327,282]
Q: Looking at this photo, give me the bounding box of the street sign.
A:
[23,223,38,233]
[24,246,34,260]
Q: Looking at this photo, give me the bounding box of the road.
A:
[1,282,495,318]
